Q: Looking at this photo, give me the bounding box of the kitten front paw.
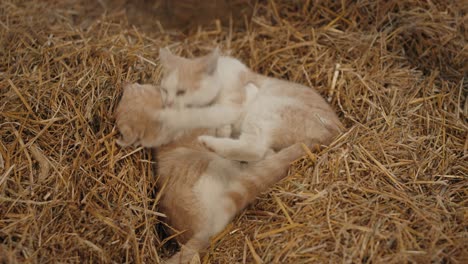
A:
[116,138,133,147]
[198,135,217,152]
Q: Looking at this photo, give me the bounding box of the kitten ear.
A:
[159,48,177,68]
[202,47,220,75]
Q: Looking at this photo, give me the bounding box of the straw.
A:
[0,0,466,263]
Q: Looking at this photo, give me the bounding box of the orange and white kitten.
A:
[115,83,314,264]
[115,82,257,147]
[156,48,343,162]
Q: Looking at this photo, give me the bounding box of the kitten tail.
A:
[239,140,318,207]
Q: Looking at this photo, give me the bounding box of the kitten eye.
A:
[176,90,186,96]
[161,88,167,94]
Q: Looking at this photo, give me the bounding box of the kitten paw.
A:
[116,138,130,147]
[198,136,216,152]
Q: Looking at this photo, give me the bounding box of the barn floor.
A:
[0,0,466,263]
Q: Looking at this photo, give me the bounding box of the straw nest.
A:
[1,0,466,263]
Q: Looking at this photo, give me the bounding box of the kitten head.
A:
[115,82,175,147]
[159,47,220,108]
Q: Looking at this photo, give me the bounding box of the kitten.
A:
[115,82,315,263]
[115,82,168,147]
[115,82,257,147]
[156,48,343,162]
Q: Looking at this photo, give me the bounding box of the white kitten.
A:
[156,48,343,162]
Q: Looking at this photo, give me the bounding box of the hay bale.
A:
[0,0,466,263]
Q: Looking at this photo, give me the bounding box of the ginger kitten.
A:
[114,83,167,147]
[115,82,314,263]
[155,48,343,162]
[115,82,257,147]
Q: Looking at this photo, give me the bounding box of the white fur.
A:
[181,79,220,108]
[192,158,245,239]
[156,104,242,131]
[208,57,249,104]
[193,177,232,235]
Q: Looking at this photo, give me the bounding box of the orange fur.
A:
[114,83,164,147]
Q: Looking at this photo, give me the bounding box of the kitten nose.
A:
[166,101,173,107]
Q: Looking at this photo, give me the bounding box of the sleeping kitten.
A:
[115,82,314,263]
[156,48,343,161]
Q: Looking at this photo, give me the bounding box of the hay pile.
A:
[1,0,466,263]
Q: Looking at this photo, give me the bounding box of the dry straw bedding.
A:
[0,0,467,263]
